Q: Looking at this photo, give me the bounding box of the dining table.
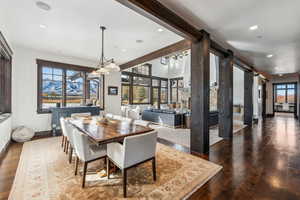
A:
[68,116,154,145]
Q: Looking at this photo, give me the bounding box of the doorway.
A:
[273,83,297,117]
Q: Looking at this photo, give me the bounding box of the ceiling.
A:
[159,0,300,75]
[0,0,182,65]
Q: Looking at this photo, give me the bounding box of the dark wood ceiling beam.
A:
[115,0,201,41]
[120,39,191,70]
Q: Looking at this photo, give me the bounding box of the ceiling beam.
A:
[115,0,201,41]
[120,39,191,70]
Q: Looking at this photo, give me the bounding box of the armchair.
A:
[72,128,107,188]
[107,131,157,197]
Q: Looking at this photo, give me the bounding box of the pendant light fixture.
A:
[92,26,120,75]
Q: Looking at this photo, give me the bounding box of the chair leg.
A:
[82,162,88,188]
[68,146,73,164]
[61,136,65,148]
[66,140,69,154]
[122,169,127,198]
[106,157,110,179]
[63,138,68,152]
[152,157,156,181]
[75,156,79,176]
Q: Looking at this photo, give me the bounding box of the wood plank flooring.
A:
[1,116,300,199]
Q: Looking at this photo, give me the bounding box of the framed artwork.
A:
[108,86,118,95]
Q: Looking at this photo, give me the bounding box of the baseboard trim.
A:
[34,130,54,137]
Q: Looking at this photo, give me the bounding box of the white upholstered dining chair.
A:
[71,112,91,118]
[112,115,123,120]
[60,117,77,163]
[72,128,107,188]
[60,117,70,153]
[121,117,133,124]
[105,113,114,119]
[133,120,150,127]
[107,131,157,197]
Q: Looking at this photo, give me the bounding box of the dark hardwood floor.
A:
[1,116,300,199]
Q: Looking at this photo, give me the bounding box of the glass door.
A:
[274,83,296,113]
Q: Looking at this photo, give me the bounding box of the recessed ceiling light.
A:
[249,25,258,31]
[157,28,164,32]
[266,54,273,58]
[136,40,143,43]
[39,24,47,29]
[121,49,127,52]
[36,1,51,11]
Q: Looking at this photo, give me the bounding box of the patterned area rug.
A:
[9,137,222,200]
[153,121,247,148]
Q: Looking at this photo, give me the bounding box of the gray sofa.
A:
[142,109,218,128]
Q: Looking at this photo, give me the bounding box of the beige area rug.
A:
[9,137,222,200]
[153,121,247,148]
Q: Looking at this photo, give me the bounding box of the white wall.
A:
[104,71,121,115]
[233,66,244,105]
[266,75,299,115]
[11,45,120,132]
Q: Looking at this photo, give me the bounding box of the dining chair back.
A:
[71,112,91,118]
[105,113,113,119]
[123,131,157,168]
[72,128,107,188]
[107,130,157,197]
[133,120,150,127]
[112,115,123,120]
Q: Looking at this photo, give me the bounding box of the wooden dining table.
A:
[68,116,154,145]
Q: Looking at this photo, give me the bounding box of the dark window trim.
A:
[121,70,168,107]
[272,82,297,116]
[37,59,105,114]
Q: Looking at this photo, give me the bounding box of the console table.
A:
[50,106,100,136]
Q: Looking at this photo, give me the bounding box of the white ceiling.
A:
[159,0,300,74]
[0,0,182,65]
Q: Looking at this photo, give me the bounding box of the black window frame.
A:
[37,59,104,114]
[121,71,168,107]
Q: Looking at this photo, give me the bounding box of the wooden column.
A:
[190,30,210,154]
[244,71,254,125]
[262,82,267,118]
[298,74,300,120]
[218,50,233,139]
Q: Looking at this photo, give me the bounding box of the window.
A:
[88,79,100,100]
[121,85,130,105]
[133,76,151,104]
[121,65,168,106]
[41,67,63,109]
[66,70,84,107]
[274,83,297,113]
[121,74,130,105]
[0,32,12,114]
[160,80,168,104]
[132,64,151,75]
[170,77,183,103]
[37,59,104,113]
